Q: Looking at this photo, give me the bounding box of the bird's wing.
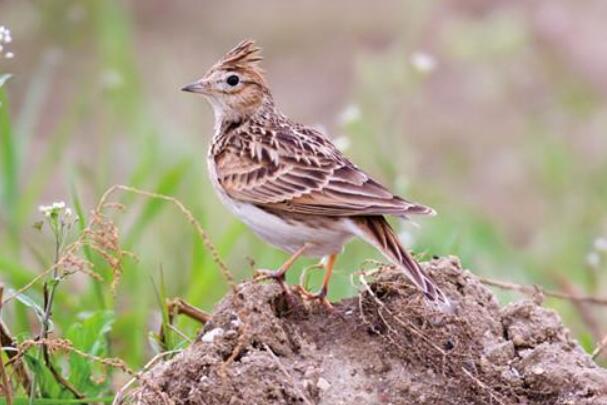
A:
[213,124,435,217]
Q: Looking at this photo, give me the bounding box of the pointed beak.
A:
[181,79,208,94]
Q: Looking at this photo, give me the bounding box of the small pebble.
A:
[531,366,544,375]
[201,327,224,343]
[317,377,331,391]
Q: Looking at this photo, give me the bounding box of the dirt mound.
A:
[132,257,607,404]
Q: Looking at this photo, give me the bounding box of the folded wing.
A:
[214,125,435,218]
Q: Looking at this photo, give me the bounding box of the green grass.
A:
[0,1,606,401]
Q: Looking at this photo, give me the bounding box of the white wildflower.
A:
[410,51,436,74]
[37,200,77,231]
[0,25,14,59]
[38,205,53,217]
[333,135,350,152]
[594,237,607,252]
[339,104,360,125]
[586,252,601,268]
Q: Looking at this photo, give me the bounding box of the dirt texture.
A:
[133,257,607,404]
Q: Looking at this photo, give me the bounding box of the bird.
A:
[182,40,450,309]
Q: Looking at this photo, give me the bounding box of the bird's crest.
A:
[217,39,263,70]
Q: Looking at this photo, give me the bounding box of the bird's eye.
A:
[226,75,239,86]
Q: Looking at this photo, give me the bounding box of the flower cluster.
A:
[0,26,14,59]
[39,201,72,218]
[38,201,76,233]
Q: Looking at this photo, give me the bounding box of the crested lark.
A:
[182,40,450,308]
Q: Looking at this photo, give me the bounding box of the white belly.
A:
[207,157,353,257]
[226,198,353,257]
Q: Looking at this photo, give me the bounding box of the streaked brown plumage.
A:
[182,40,449,308]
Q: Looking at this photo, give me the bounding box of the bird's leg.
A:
[295,254,337,309]
[255,243,311,294]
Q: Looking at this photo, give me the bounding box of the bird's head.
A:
[182,40,271,124]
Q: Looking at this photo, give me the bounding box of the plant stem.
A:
[38,223,85,401]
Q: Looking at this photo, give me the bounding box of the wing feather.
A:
[213,125,435,217]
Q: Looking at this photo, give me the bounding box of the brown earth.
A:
[131,257,607,404]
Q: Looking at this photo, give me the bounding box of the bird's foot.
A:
[293,285,334,311]
[254,268,293,297]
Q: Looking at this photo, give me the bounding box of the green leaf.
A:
[0,84,20,251]
[65,310,115,396]
[23,352,62,399]
[10,289,46,323]
[151,267,175,351]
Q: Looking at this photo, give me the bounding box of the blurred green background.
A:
[1,0,607,397]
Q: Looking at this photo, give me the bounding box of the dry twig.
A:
[478,276,607,306]
[555,276,602,341]
[159,297,210,349]
[167,297,211,324]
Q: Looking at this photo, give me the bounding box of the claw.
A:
[254,268,291,295]
[293,285,334,311]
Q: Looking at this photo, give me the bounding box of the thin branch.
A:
[167,298,211,324]
[478,276,607,306]
[159,298,209,349]
[555,276,602,340]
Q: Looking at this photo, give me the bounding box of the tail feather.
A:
[352,216,451,309]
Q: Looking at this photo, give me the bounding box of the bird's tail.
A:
[352,216,451,309]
